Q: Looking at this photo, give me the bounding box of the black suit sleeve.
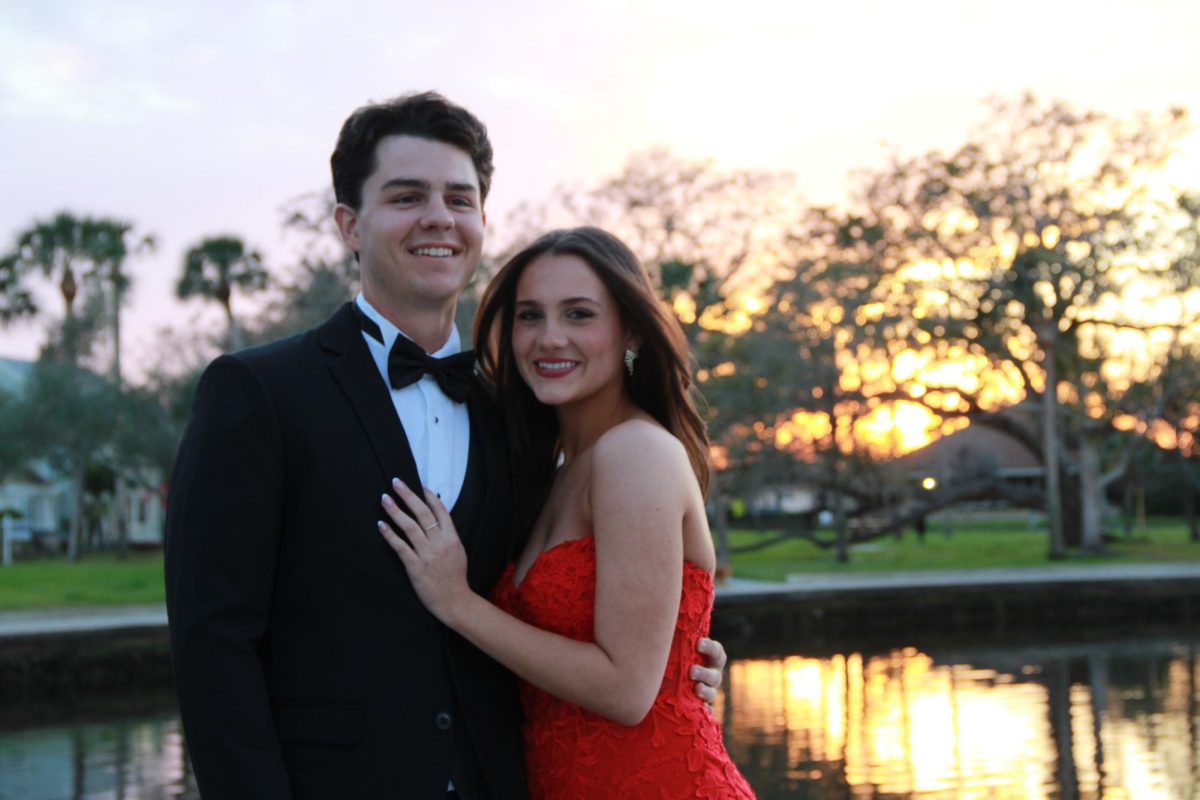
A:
[164,354,291,799]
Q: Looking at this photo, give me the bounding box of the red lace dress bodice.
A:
[491,537,755,799]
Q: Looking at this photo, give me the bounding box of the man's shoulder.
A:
[228,305,353,369]
[200,308,350,391]
[234,327,318,366]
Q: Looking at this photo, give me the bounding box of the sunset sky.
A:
[2,0,1199,371]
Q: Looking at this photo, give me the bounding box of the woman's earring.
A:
[624,347,638,376]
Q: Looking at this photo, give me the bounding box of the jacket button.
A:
[435,712,452,730]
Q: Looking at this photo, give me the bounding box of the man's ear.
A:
[334,203,360,252]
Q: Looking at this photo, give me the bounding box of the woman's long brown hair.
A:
[474,227,710,538]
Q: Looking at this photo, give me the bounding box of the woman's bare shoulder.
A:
[591,419,690,489]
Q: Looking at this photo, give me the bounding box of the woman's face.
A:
[511,253,631,408]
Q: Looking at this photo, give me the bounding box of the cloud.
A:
[0,23,196,123]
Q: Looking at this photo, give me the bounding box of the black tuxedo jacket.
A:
[165,304,527,799]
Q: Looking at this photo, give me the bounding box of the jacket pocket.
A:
[271,700,363,745]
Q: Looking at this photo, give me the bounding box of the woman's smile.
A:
[532,359,581,378]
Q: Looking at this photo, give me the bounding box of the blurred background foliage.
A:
[1,94,1197,566]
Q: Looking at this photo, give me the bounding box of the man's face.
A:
[336,135,485,319]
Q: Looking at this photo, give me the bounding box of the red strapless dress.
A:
[491,537,755,799]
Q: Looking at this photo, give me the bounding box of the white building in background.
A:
[748,484,821,516]
[0,357,164,551]
[0,358,64,546]
[125,480,166,545]
[0,462,71,536]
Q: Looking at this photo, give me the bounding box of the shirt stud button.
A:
[435,712,452,730]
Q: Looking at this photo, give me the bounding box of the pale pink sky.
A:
[2,0,1198,369]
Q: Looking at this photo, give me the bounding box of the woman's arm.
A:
[379,425,690,726]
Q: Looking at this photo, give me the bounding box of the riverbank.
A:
[4,561,1198,640]
[713,561,1200,650]
[3,519,1197,610]
[3,562,1199,712]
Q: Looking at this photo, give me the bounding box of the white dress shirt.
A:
[354,293,470,510]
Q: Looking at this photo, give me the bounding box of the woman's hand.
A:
[378,478,473,625]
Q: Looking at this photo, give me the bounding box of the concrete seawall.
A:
[709,563,1200,650]
[2,563,1199,713]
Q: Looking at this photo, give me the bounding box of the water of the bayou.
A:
[1,630,1196,799]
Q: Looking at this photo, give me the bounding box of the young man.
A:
[165,92,725,799]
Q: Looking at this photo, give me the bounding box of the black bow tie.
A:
[352,303,475,403]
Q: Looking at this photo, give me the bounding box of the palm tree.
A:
[86,219,155,389]
[177,236,268,349]
[4,213,96,559]
[2,212,154,559]
[88,219,154,560]
[7,212,95,363]
[0,254,35,324]
[3,213,153,368]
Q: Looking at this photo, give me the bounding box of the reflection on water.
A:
[0,635,1196,799]
[721,637,1200,799]
[0,715,195,799]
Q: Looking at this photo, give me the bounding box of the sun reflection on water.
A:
[724,641,1199,799]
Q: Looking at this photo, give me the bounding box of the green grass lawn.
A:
[0,551,165,611]
[0,517,1196,609]
[728,515,1200,582]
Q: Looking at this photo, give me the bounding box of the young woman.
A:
[378,227,755,799]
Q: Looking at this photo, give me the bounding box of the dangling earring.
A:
[624,347,638,376]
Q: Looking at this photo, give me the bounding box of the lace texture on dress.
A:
[492,537,755,800]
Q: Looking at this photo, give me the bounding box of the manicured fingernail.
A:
[392,478,403,488]
[377,520,386,530]
[381,493,391,505]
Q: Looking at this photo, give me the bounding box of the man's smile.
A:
[411,245,458,257]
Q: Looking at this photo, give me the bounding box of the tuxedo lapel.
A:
[320,303,422,492]
[465,384,493,519]
[321,304,514,587]
[463,380,518,578]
